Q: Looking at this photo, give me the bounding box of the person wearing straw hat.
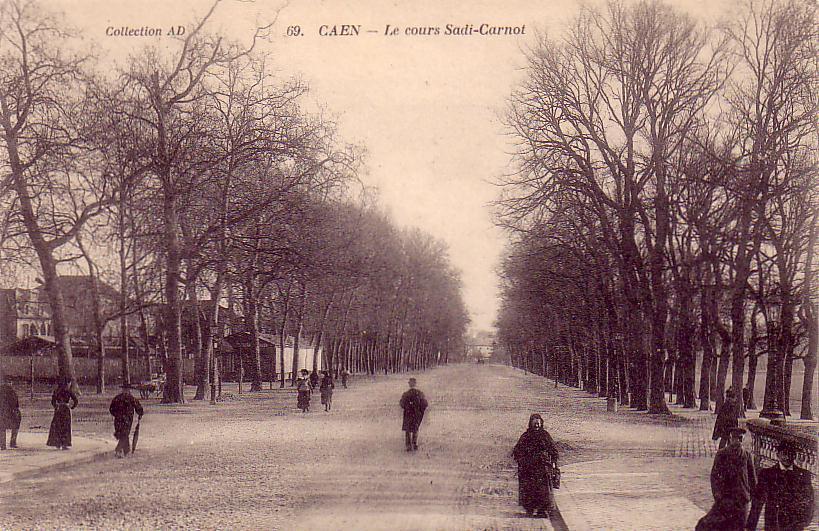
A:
[697,426,757,530]
[109,384,144,458]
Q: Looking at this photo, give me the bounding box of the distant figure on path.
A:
[512,413,559,518]
[0,377,21,450]
[713,388,740,449]
[309,370,320,390]
[340,369,349,389]
[696,427,756,530]
[47,378,78,450]
[109,385,144,458]
[746,440,814,530]
[399,377,427,451]
[319,372,334,412]
[296,369,312,413]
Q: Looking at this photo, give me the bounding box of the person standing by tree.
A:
[109,385,144,458]
[0,376,21,450]
[340,368,349,389]
[697,427,756,530]
[512,413,559,518]
[399,378,428,452]
[713,388,740,449]
[296,369,312,413]
[746,440,814,530]
[46,378,78,450]
[319,371,334,412]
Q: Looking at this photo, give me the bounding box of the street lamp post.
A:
[760,297,786,424]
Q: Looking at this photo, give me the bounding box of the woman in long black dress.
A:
[512,413,559,517]
[47,378,78,450]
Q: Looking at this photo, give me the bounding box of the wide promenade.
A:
[0,363,772,530]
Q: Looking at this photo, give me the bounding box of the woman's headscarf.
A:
[528,413,544,430]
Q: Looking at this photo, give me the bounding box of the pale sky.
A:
[59,0,731,332]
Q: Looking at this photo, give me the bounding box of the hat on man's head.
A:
[408,377,417,385]
[728,426,746,436]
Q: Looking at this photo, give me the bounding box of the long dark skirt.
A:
[695,499,749,531]
[297,390,311,410]
[320,389,333,405]
[518,467,552,512]
[47,404,72,448]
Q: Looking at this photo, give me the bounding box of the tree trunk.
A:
[162,191,184,403]
[118,205,131,387]
[800,212,817,419]
[801,302,817,420]
[5,131,75,382]
[277,284,291,388]
[290,282,307,385]
[745,314,759,410]
[244,279,262,392]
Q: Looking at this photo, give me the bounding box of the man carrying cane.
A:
[109,384,144,458]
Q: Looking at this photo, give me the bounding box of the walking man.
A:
[713,388,740,449]
[109,385,144,458]
[340,368,349,389]
[399,377,428,452]
[696,426,757,530]
[0,376,21,450]
[746,440,814,530]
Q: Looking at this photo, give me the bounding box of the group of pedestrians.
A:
[0,375,143,459]
[296,369,347,413]
[697,388,815,530]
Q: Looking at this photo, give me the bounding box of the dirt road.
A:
[1,363,698,530]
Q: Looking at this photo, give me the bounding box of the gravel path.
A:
[1,363,715,530]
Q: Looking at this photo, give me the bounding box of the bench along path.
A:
[1,363,715,530]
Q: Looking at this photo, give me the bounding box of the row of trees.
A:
[495,0,817,419]
[0,0,469,402]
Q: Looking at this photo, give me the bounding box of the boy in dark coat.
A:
[746,440,814,530]
[697,427,757,530]
[0,377,21,450]
[109,385,144,457]
[399,378,428,451]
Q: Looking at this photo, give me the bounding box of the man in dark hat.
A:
[109,384,143,458]
[746,439,814,530]
[399,377,428,452]
[696,426,757,530]
[0,376,21,450]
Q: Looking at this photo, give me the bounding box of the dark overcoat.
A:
[46,385,78,448]
[747,464,814,530]
[399,388,428,432]
[712,398,739,443]
[696,443,757,530]
[319,377,334,404]
[109,391,144,440]
[0,384,21,430]
[512,425,559,512]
